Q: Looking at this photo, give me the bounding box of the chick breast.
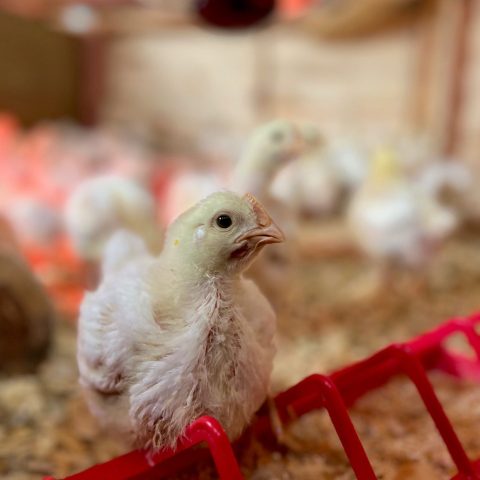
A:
[77,256,275,450]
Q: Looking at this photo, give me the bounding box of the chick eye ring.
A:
[216,214,233,229]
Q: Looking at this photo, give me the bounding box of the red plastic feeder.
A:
[44,313,480,480]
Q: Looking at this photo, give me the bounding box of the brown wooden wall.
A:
[100,1,479,164]
[0,12,81,126]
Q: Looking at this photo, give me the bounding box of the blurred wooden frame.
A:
[0,10,105,126]
[0,0,474,155]
[301,0,474,157]
[412,0,474,156]
[302,0,435,40]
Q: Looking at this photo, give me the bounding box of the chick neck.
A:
[161,236,244,288]
[233,148,285,198]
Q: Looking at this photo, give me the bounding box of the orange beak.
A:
[288,127,305,159]
[236,193,285,246]
[235,222,284,246]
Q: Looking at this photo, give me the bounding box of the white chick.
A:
[394,133,471,202]
[326,136,370,193]
[64,175,162,262]
[232,119,302,207]
[232,120,303,306]
[77,191,283,450]
[414,160,471,200]
[271,123,341,218]
[348,148,457,280]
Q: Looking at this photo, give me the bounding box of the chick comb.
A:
[243,193,271,227]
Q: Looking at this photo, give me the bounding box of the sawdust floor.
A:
[1,228,480,480]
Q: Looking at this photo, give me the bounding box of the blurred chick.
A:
[348,148,457,294]
[64,175,162,262]
[326,135,370,194]
[77,191,282,450]
[232,120,303,306]
[271,123,342,218]
[232,119,302,209]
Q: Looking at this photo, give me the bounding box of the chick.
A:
[348,148,457,295]
[232,120,302,306]
[271,123,341,218]
[64,175,162,262]
[232,119,302,209]
[326,135,370,194]
[77,191,283,450]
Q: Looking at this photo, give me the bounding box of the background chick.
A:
[77,191,283,451]
[348,147,458,297]
[163,119,302,226]
[232,119,301,210]
[231,120,303,307]
[64,174,162,263]
[271,123,342,219]
[326,134,370,196]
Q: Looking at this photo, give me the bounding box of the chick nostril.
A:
[254,206,271,227]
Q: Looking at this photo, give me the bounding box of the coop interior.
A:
[1,0,480,479]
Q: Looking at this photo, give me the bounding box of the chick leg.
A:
[380,261,396,294]
[267,396,304,451]
[350,262,396,306]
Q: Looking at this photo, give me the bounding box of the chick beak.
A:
[236,221,284,246]
[232,194,285,259]
[287,127,304,160]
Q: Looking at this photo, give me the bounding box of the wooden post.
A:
[443,0,473,156]
[79,35,105,126]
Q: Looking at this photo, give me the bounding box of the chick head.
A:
[369,147,403,185]
[300,122,325,149]
[65,175,158,259]
[64,178,122,260]
[243,119,302,171]
[165,191,284,275]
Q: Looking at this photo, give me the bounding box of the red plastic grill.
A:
[44,313,480,480]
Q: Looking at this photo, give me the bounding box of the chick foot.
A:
[267,396,304,452]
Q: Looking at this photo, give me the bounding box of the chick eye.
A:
[271,130,285,143]
[216,214,232,229]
